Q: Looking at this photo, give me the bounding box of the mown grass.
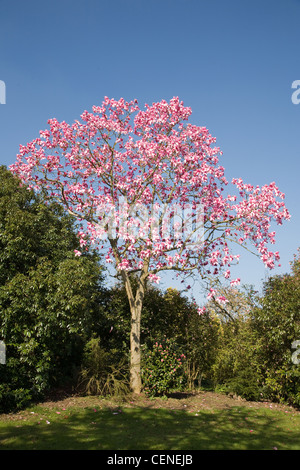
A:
[0,399,299,450]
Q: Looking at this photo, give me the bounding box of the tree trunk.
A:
[110,239,148,394]
[121,267,148,394]
[130,302,142,394]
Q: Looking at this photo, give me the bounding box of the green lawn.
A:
[0,397,299,450]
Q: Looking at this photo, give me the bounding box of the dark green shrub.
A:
[224,366,263,401]
[0,384,32,413]
[251,252,300,407]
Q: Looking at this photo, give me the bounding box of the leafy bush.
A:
[224,366,263,401]
[141,338,187,397]
[251,252,300,407]
[211,302,264,402]
[77,337,130,397]
[260,367,300,406]
[0,383,32,413]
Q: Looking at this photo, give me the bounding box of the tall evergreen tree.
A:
[0,166,105,411]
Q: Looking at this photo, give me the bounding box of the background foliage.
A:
[0,166,299,411]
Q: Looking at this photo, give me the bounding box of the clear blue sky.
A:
[0,0,299,303]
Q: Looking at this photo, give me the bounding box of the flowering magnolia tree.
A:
[10,96,290,393]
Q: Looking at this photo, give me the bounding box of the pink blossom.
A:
[197,307,206,315]
[207,289,216,300]
[224,269,231,279]
[216,295,228,305]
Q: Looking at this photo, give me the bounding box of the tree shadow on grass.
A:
[0,405,299,450]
